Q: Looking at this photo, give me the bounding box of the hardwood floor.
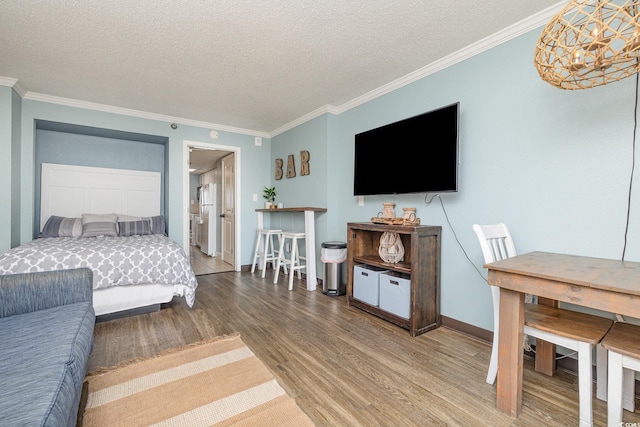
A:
[189,245,234,275]
[88,272,640,426]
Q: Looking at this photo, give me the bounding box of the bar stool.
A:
[251,228,283,278]
[273,231,306,290]
[601,321,640,426]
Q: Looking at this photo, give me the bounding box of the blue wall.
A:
[272,28,640,330]
[0,87,13,253]
[16,99,272,269]
[4,22,640,332]
[11,90,21,249]
[0,87,22,253]
[267,115,329,268]
[34,129,167,236]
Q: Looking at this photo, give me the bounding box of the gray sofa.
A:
[0,268,95,426]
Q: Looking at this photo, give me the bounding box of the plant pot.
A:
[265,202,272,209]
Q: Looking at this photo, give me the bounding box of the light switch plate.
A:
[358,196,364,206]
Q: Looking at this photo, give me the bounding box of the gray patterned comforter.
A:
[0,235,197,307]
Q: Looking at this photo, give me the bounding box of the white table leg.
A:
[304,210,317,291]
[256,212,265,271]
[256,211,264,230]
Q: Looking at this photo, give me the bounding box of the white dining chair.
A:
[473,223,614,427]
[601,321,640,426]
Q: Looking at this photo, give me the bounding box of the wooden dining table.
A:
[485,251,640,417]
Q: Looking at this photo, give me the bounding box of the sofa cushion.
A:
[0,301,95,427]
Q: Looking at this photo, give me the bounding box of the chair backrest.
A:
[472,223,517,264]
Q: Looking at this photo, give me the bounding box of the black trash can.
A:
[321,241,347,296]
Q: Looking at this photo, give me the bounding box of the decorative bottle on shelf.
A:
[382,202,396,219]
[403,207,416,221]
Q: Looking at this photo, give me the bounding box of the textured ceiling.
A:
[1,1,563,135]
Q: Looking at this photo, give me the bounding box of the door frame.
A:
[182,140,241,272]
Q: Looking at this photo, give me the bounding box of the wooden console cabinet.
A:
[346,222,441,336]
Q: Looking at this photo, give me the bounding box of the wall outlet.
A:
[358,196,364,206]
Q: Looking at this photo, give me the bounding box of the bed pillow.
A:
[81,213,118,237]
[145,215,166,235]
[40,216,82,238]
[118,220,152,237]
[116,214,144,222]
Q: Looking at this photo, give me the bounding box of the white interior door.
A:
[222,154,235,265]
[208,183,217,256]
[183,140,240,272]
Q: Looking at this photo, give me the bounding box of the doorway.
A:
[183,140,241,274]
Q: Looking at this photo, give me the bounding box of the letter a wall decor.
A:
[286,154,296,178]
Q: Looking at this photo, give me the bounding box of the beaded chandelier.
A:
[534,0,640,90]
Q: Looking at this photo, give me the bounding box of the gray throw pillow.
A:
[81,213,118,238]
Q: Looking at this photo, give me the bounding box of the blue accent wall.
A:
[272,27,640,330]
[0,87,22,253]
[0,87,13,253]
[5,22,640,333]
[34,128,167,236]
[11,89,21,249]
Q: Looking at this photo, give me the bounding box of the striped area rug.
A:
[80,335,314,426]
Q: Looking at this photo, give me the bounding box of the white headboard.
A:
[41,163,161,230]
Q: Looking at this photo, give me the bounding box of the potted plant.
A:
[263,186,277,209]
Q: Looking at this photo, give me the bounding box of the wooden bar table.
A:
[485,251,640,417]
[255,207,327,291]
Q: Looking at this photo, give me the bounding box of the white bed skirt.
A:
[93,284,178,316]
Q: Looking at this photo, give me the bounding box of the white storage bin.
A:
[379,272,411,319]
[353,264,388,306]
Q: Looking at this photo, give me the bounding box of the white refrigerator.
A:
[199,183,217,256]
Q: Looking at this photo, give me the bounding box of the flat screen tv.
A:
[353,102,459,196]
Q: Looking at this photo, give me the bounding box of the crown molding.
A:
[0,76,18,87]
[21,91,270,138]
[4,2,565,139]
[0,76,26,97]
[272,1,566,135]
[270,104,340,137]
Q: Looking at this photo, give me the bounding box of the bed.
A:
[0,163,197,317]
